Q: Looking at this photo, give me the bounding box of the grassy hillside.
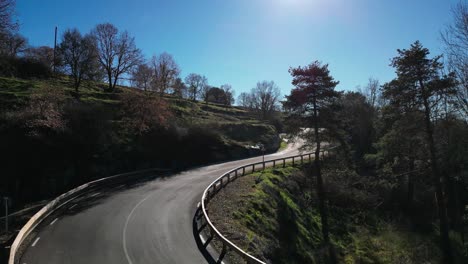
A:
[0,76,279,149]
[0,76,280,211]
[207,162,467,263]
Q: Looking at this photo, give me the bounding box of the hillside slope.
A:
[208,164,447,264]
[0,76,280,211]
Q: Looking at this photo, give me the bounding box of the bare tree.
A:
[0,0,17,32]
[221,84,235,106]
[251,80,281,119]
[131,62,153,91]
[357,77,386,109]
[441,2,468,118]
[185,73,207,101]
[150,52,180,95]
[172,77,186,98]
[24,46,55,71]
[199,81,210,102]
[91,23,143,92]
[60,28,99,91]
[237,92,254,108]
[0,32,26,56]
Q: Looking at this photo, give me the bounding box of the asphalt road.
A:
[19,143,303,264]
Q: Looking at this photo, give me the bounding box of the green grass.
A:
[214,165,444,264]
[279,140,288,151]
[0,76,280,151]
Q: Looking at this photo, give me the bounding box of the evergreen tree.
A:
[284,61,341,262]
[383,41,457,263]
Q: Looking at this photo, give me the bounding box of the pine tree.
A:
[383,41,457,263]
[284,61,341,262]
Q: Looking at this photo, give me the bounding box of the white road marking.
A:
[69,204,77,209]
[89,192,101,197]
[50,218,59,226]
[122,193,154,264]
[31,237,40,247]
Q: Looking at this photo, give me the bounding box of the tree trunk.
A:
[112,75,119,92]
[312,97,336,263]
[407,158,415,208]
[107,71,113,92]
[421,83,453,263]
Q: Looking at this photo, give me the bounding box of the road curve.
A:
[19,143,302,264]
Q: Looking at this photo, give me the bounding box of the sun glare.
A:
[269,0,329,14]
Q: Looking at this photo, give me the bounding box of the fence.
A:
[199,147,335,263]
[8,168,169,264]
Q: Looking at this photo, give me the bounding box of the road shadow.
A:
[49,171,175,219]
[10,170,175,263]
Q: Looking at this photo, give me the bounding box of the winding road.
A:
[19,143,302,264]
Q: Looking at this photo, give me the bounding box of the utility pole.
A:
[3,197,8,234]
[53,26,57,75]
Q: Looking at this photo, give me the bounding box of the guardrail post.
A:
[218,243,227,263]
[273,160,276,167]
[262,162,265,170]
[292,157,295,166]
[252,164,255,172]
[242,167,245,176]
[309,153,311,161]
[301,156,303,164]
[227,173,230,183]
[283,159,286,168]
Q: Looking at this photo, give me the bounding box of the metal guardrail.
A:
[200,148,334,263]
[8,168,169,264]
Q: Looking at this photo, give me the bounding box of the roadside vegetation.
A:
[209,163,447,263]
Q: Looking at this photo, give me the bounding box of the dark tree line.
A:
[283,40,467,263]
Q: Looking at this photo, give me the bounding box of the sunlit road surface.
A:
[20,143,303,264]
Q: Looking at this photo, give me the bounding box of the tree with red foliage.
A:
[120,92,171,135]
[283,61,341,263]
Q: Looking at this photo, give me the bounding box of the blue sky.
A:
[17,0,459,97]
